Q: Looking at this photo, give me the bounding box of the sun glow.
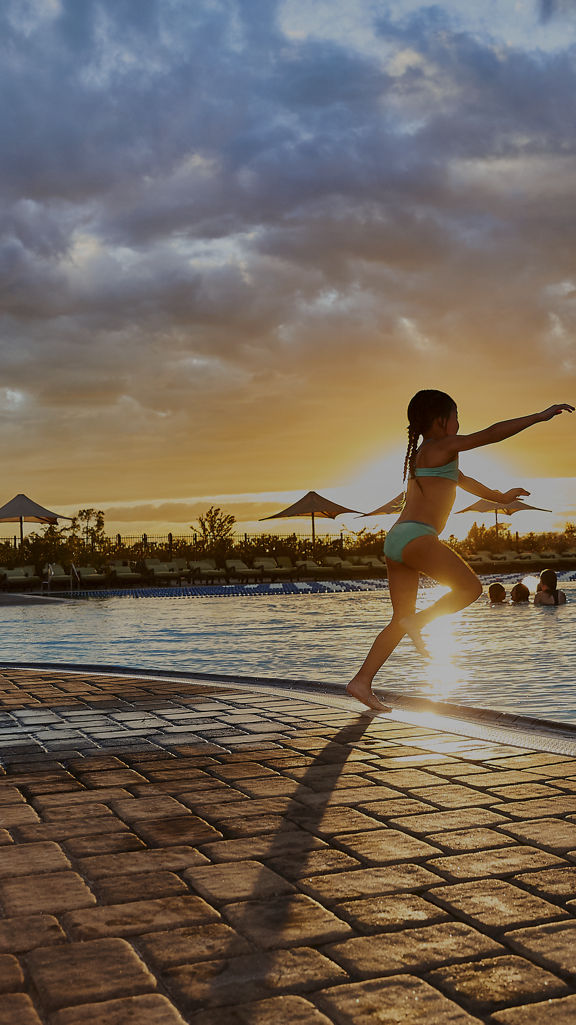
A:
[410,586,470,703]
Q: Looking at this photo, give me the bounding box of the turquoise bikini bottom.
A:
[384,521,438,564]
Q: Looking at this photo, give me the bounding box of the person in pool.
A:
[347,390,574,711]
[510,582,530,604]
[488,582,506,604]
[534,568,567,606]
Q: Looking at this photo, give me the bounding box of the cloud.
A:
[0,0,575,509]
[539,0,576,21]
[101,499,282,524]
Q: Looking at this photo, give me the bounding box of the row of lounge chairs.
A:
[0,555,389,590]
[467,548,576,568]
[2,548,574,591]
[141,555,388,585]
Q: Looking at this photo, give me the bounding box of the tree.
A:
[194,506,236,552]
[71,509,106,549]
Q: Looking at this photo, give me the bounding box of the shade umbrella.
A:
[362,492,405,517]
[0,493,73,546]
[260,490,362,549]
[456,498,552,539]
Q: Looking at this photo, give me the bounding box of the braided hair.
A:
[403,390,457,483]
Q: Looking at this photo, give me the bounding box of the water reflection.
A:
[422,615,467,702]
[0,582,574,723]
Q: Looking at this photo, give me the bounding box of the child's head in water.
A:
[510,582,530,604]
[488,582,506,603]
[539,568,558,593]
[537,568,561,606]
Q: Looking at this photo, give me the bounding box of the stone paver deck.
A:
[1,667,576,1023]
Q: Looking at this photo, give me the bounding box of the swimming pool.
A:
[1,581,575,725]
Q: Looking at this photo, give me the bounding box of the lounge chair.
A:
[466,553,491,566]
[144,559,181,584]
[344,554,373,576]
[171,558,192,581]
[276,556,299,575]
[108,560,143,584]
[295,559,336,580]
[2,564,41,589]
[537,551,561,562]
[43,563,72,589]
[516,551,540,562]
[500,550,521,564]
[75,565,107,587]
[225,559,263,582]
[189,559,227,583]
[358,555,388,575]
[252,557,293,581]
[475,550,504,563]
[321,556,364,577]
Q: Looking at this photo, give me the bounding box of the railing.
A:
[0,531,349,549]
[109,532,347,546]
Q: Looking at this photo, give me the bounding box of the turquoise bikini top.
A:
[414,457,459,482]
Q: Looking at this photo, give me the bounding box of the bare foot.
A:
[400,616,431,659]
[346,679,391,713]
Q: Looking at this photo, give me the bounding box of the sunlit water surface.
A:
[1,583,575,724]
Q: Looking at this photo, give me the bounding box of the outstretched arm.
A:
[458,472,530,505]
[448,403,574,456]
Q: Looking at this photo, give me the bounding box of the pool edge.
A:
[2,659,576,751]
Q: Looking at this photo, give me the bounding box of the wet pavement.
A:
[2,667,576,1023]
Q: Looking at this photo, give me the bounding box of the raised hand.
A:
[501,488,530,504]
[539,403,575,421]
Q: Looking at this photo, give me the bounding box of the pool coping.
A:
[2,659,576,753]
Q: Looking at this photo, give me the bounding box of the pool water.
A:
[1,582,575,725]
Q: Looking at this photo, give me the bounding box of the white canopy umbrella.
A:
[361,493,405,517]
[456,498,552,538]
[0,493,73,545]
[261,490,362,549]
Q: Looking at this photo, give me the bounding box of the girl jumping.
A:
[347,390,574,711]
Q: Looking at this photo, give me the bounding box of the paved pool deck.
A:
[2,668,576,1023]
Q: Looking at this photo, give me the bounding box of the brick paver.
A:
[0,870,96,915]
[138,923,253,968]
[63,894,220,939]
[325,920,504,977]
[498,816,576,852]
[223,893,353,948]
[429,878,568,930]
[182,860,295,903]
[0,952,24,992]
[50,994,189,1025]
[334,892,449,933]
[163,948,347,1010]
[26,937,156,1010]
[2,666,576,1022]
[0,994,43,1025]
[429,955,570,1014]
[190,995,335,1025]
[0,914,66,953]
[505,919,576,975]
[492,995,576,1023]
[317,974,482,1023]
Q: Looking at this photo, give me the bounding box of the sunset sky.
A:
[2,0,576,540]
